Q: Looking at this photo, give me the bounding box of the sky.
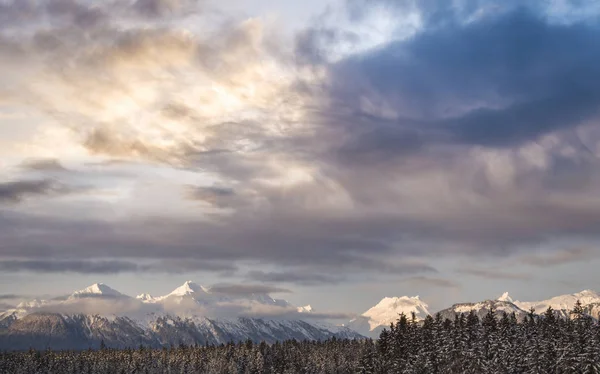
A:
[2,0,600,315]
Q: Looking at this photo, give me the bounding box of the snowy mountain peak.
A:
[497,292,513,303]
[297,305,313,313]
[70,283,124,298]
[363,296,429,329]
[575,289,599,297]
[166,281,209,297]
[136,293,154,301]
[514,289,600,315]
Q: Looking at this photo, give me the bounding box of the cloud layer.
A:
[1,0,600,292]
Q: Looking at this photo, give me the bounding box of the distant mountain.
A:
[347,296,429,337]
[0,282,362,350]
[435,293,529,322]
[6,283,600,350]
[69,283,126,299]
[513,289,600,318]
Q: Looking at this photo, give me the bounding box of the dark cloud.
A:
[0,210,440,275]
[0,0,107,30]
[133,0,198,18]
[186,185,238,208]
[0,180,63,203]
[0,259,236,274]
[209,284,292,296]
[323,9,600,155]
[0,294,22,300]
[0,260,140,274]
[247,270,344,285]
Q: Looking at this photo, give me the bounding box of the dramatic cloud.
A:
[1,0,600,300]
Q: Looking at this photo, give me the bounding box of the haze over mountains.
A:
[2,282,600,349]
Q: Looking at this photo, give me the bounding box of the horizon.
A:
[2,0,600,317]
[5,279,600,316]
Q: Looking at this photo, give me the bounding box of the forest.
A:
[1,302,599,373]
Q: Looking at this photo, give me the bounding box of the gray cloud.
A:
[0,259,140,274]
[0,180,65,203]
[400,276,460,289]
[0,259,236,274]
[247,270,344,285]
[321,9,600,154]
[0,294,22,300]
[186,185,238,208]
[20,158,67,172]
[2,0,600,284]
[457,267,531,281]
[209,284,292,296]
[520,247,596,267]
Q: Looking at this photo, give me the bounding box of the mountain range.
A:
[2,282,600,349]
[0,281,360,350]
[346,289,600,337]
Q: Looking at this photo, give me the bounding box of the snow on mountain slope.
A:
[136,293,155,302]
[363,296,430,329]
[0,281,362,349]
[436,297,529,322]
[69,283,127,299]
[347,296,429,337]
[150,281,291,308]
[497,292,513,303]
[298,305,313,313]
[513,289,600,317]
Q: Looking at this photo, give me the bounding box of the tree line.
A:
[1,301,600,373]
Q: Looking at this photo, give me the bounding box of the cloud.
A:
[2,0,600,284]
[237,304,354,320]
[209,284,292,295]
[38,297,157,317]
[20,159,67,172]
[246,270,344,285]
[0,294,22,300]
[519,247,595,267]
[322,9,600,154]
[185,185,238,208]
[0,259,235,274]
[400,276,460,289]
[457,267,531,281]
[0,259,140,274]
[0,180,67,203]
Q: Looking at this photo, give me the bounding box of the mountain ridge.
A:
[4,283,600,348]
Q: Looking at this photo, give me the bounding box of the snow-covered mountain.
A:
[69,283,126,299]
[0,282,362,350]
[347,296,429,337]
[6,283,600,349]
[435,293,529,322]
[513,289,600,318]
